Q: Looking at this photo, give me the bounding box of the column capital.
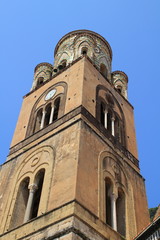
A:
[104,107,108,113]
[111,192,118,201]
[28,184,38,193]
[111,116,115,121]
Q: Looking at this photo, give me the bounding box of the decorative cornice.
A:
[112,70,128,82]
[34,62,53,73]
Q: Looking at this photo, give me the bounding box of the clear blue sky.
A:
[0,0,159,209]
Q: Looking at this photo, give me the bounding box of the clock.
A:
[45,89,56,101]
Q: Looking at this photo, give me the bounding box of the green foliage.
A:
[149,207,158,221]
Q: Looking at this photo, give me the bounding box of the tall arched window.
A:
[105,178,113,226]
[100,102,105,126]
[44,103,52,128]
[23,169,45,223]
[30,169,45,219]
[100,63,108,78]
[116,188,126,236]
[10,177,30,229]
[53,97,60,121]
[34,108,43,133]
[107,109,112,134]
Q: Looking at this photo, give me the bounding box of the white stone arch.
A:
[73,35,95,59]
[4,145,55,231]
[56,51,71,66]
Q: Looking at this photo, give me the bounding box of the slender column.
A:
[111,193,117,231]
[104,109,108,129]
[40,109,46,129]
[49,103,55,124]
[111,117,115,136]
[23,184,38,223]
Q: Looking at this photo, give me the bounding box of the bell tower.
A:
[0,30,150,240]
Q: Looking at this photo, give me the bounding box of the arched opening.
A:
[10,177,30,229]
[44,103,52,128]
[61,60,67,68]
[116,188,126,236]
[100,102,105,126]
[58,60,67,70]
[116,85,122,94]
[81,47,88,55]
[105,178,112,226]
[37,77,44,87]
[107,109,112,134]
[115,116,120,142]
[100,64,108,78]
[34,108,43,133]
[53,97,60,121]
[31,169,45,219]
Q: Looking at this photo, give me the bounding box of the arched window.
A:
[100,102,112,134]
[58,60,67,70]
[107,109,112,134]
[33,97,61,133]
[116,188,126,236]
[44,103,52,128]
[53,97,60,121]
[100,102,105,126]
[31,169,45,219]
[81,47,88,55]
[22,169,45,223]
[100,64,108,78]
[37,77,44,87]
[105,178,113,226]
[34,108,43,132]
[116,85,122,94]
[10,177,30,229]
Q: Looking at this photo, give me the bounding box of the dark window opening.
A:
[44,103,51,127]
[116,188,126,236]
[100,103,105,126]
[37,77,44,87]
[107,110,112,134]
[53,97,60,121]
[81,47,88,55]
[34,108,43,133]
[10,177,30,229]
[31,170,45,219]
[58,60,67,70]
[100,64,108,78]
[116,86,122,94]
[105,178,112,226]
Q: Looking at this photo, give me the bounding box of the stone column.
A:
[111,193,117,231]
[111,117,115,136]
[49,103,55,124]
[40,110,46,129]
[23,184,38,223]
[104,109,108,129]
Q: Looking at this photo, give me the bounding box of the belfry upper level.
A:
[31,30,128,99]
[9,30,138,165]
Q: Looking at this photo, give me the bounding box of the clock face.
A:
[45,89,56,101]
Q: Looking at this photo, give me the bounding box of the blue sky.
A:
[0,0,159,208]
